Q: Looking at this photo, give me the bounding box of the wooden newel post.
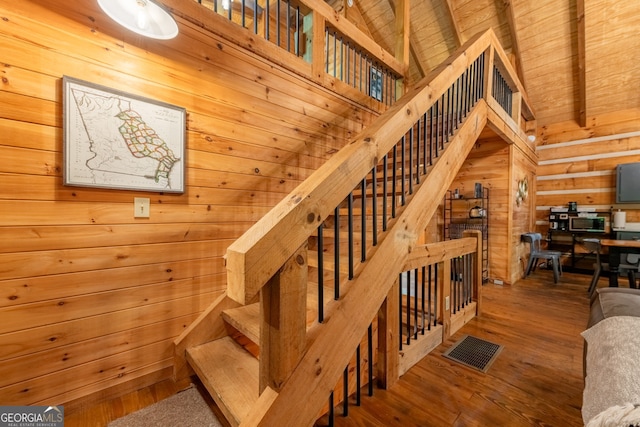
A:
[259,244,308,393]
[440,258,451,340]
[376,279,400,389]
[483,46,495,104]
[463,229,483,316]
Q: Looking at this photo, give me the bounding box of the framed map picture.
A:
[63,76,186,193]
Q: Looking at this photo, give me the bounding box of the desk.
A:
[600,239,640,287]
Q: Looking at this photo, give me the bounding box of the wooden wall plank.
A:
[0,201,271,226]
[0,240,231,280]
[0,294,217,361]
[0,174,290,207]
[0,315,195,387]
[0,0,377,408]
[536,135,640,162]
[0,341,175,405]
[0,277,221,335]
[0,263,224,308]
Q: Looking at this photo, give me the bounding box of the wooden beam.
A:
[577,0,587,127]
[440,253,452,340]
[463,229,483,316]
[311,11,326,82]
[444,0,464,46]
[259,245,308,393]
[394,0,410,75]
[409,43,428,81]
[343,0,374,38]
[386,0,428,84]
[376,281,400,389]
[502,0,528,91]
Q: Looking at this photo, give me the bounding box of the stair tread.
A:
[222,304,260,345]
[222,281,342,347]
[307,250,353,274]
[187,337,259,427]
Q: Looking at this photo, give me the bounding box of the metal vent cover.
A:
[443,335,503,373]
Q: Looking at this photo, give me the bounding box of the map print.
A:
[64,77,184,193]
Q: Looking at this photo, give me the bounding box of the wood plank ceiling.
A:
[335,0,640,129]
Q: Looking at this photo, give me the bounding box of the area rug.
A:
[108,384,223,427]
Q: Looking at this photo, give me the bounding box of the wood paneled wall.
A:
[536,112,640,230]
[0,0,378,409]
[445,129,536,285]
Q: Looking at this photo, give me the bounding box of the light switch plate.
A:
[134,197,150,218]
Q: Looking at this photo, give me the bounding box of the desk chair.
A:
[583,238,639,297]
[521,232,563,283]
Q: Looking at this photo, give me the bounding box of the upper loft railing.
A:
[178,0,404,107]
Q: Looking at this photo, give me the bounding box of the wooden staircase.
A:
[174,28,534,427]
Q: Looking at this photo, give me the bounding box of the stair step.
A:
[308,250,353,274]
[221,280,342,347]
[222,304,260,345]
[186,337,259,427]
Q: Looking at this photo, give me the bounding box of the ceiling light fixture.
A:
[98,0,179,40]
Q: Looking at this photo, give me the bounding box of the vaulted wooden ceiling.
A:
[332,0,640,129]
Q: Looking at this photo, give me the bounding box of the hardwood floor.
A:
[321,271,591,427]
[66,270,592,426]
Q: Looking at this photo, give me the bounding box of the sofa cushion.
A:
[588,287,640,329]
[581,315,640,425]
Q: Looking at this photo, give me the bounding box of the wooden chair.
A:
[583,238,639,297]
[521,232,562,283]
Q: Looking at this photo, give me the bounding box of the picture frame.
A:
[63,76,186,193]
[369,66,383,102]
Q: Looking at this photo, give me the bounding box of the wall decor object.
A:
[63,76,186,193]
[369,66,383,101]
[516,176,528,207]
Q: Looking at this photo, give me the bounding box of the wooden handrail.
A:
[403,235,480,271]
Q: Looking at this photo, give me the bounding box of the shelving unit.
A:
[546,209,611,274]
[443,187,489,281]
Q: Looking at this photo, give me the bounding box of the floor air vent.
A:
[443,335,503,373]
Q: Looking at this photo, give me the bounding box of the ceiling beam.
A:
[502,0,528,91]
[444,0,464,46]
[387,0,428,83]
[409,43,427,80]
[577,0,587,127]
[343,0,374,38]
[394,0,410,74]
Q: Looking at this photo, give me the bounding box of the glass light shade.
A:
[98,0,178,40]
